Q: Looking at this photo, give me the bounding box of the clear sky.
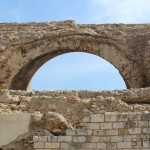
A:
[0,0,150,90]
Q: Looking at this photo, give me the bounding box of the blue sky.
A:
[0,0,150,23]
[0,0,149,90]
[31,52,126,90]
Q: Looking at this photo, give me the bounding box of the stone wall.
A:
[0,88,150,149]
[0,21,150,150]
[0,21,150,90]
[33,112,150,150]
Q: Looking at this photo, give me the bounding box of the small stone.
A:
[51,129,63,135]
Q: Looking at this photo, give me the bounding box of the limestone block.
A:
[76,129,92,135]
[139,121,148,127]
[128,128,142,134]
[61,143,69,149]
[128,112,142,120]
[90,114,104,122]
[34,142,44,149]
[113,122,124,129]
[83,143,97,149]
[117,114,128,121]
[73,136,86,142]
[93,130,105,136]
[86,136,99,142]
[124,120,139,128]
[45,142,60,149]
[82,116,91,123]
[85,123,99,129]
[117,142,132,149]
[142,128,150,133]
[57,136,72,142]
[118,128,129,135]
[142,113,150,120]
[111,136,123,142]
[33,136,48,142]
[107,142,117,149]
[105,113,117,122]
[48,136,58,142]
[70,142,83,149]
[66,129,76,135]
[99,136,111,142]
[123,135,137,142]
[101,123,112,129]
[106,129,118,135]
[97,143,106,149]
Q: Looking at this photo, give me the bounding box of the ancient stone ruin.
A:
[0,21,150,150]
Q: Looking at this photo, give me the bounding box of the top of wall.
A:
[0,20,150,37]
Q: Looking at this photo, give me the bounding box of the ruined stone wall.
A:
[0,88,150,150]
[0,21,150,150]
[1,88,150,119]
[0,21,150,90]
[33,112,150,150]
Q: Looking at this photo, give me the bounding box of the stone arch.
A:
[9,35,144,90]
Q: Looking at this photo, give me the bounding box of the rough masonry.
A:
[0,88,150,150]
[0,21,150,90]
[0,21,150,150]
[33,112,150,150]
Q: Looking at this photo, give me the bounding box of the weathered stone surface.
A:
[31,111,69,134]
[0,90,150,150]
[0,89,150,116]
[1,21,150,150]
[0,21,150,90]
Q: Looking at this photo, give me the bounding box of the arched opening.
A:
[30,52,126,90]
[9,34,143,90]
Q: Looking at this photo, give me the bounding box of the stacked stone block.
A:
[33,112,150,150]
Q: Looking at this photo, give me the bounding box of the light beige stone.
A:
[61,143,69,149]
[45,142,60,149]
[86,123,99,129]
[99,136,111,142]
[93,130,105,136]
[107,142,117,149]
[128,128,141,134]
[111,136,123,142]
[82,116,91,123]
[90,114,104,122]
[66,129,76,135]
[142,128,150,133]
[33,136,48,142]
[86,136,99,142]
[106,129,118,135]
[83,143,97,149]
[0,113,31,147]
[57,136,72,142]
[101,123,112,129]
[113,122,124,129]
[34,142,44,149]
[73,136,86,142]
[117,142,132,149]
[105,113,117,122]
[48,136,58,142]
[97,143,106,149]
[123,135,137,142]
